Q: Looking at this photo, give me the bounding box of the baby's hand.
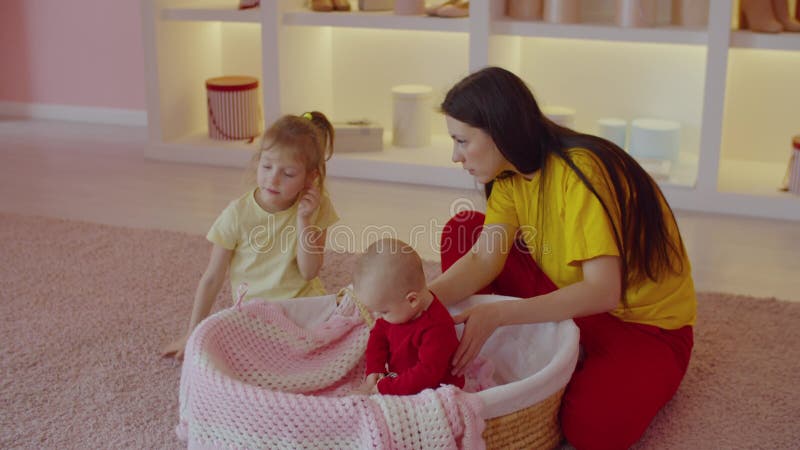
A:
[356,373,380,395]
[297,184,320,223]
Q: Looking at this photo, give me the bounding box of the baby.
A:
[354,238,464,395]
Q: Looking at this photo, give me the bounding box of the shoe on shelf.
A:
[311,0,334,12]
[332,0,352,11]
[771,0,800,32]
[739,0,782,33]
[426,0,457,16]
[435,1,469,17]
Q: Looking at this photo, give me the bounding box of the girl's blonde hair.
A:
[248,111,335,192]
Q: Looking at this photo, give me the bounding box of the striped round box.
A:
[789,136,800,195]
[206,76,262,141]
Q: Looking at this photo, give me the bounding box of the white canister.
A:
[616,0,657,28]
[629,118,680,162]
[392,84,433,148]
[787,135,800,195]
[542,106,576,129]
[597,118,627,149]
[543,0,579,23]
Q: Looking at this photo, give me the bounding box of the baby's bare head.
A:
[354,238,426,306]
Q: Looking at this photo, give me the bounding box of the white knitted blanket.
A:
[176,290,486,449]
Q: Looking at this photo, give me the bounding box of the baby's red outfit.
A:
[365,294,465,395]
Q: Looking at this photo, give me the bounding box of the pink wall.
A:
[0,0,146,110]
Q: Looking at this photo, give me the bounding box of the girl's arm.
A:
[161,244,233,359]
[428,223,516,306]
[450,255,621,375]
[296,226,327,280]
[296,184,327,280]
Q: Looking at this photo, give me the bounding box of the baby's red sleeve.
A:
[365,320,389,376]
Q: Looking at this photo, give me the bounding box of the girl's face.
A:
[255,149,313,212]
[446,115,514,184]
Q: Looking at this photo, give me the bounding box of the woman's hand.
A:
[297,184,321,224]
[451,301,507,376]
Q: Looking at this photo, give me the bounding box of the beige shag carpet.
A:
[1,213,798,449]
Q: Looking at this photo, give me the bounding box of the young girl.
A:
[430,67,696,449]
[162,111,340,360]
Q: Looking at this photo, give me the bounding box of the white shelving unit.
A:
[141,0,800,221]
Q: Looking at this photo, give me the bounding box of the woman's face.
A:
[446,115,514,184]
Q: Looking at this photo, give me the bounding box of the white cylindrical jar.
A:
[392,84,433,148]
[629,118,681,162]
[597,118,628,150]
[542,106,576,129]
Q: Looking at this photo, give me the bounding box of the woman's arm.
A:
[501,254,621,324]
[450,255,621,374]
[429,222,516,306]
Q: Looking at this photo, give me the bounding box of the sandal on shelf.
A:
[426,0,457,16]
[427,0,469,18]
[436,1,469,17]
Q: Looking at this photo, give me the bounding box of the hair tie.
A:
[302,112,313,120]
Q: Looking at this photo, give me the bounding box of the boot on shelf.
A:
[311,0,334,12]
[771,0,800,31]
[739,0,782,33]
[332,0,352,11]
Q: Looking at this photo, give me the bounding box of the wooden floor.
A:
[1,117,798,302]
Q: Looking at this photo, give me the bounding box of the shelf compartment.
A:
[327,134,474,189]
[643,153,699,190]
[329,134,697,191]
[493,20,707,45]
[146,132,258,167]
[282,10,469,33]
[730,31,800,52]
[717,158,795,198]
[162,1,260,23]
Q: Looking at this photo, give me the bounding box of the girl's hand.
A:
[297,184,321,223]
[161,334,189,361]
[451,302,506,376]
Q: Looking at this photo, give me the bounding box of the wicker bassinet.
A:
[177,291,579,449]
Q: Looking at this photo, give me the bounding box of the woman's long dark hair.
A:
[442,67,686,304]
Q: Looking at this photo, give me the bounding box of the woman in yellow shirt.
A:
[430,67,696,450]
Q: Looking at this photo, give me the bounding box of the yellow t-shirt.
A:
[485,149,696,329]
[207,188,340,303]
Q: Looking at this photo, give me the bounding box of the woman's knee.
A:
[560,389,648,450]
[440,210,484,271]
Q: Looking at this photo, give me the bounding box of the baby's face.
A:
[355,277,417,325]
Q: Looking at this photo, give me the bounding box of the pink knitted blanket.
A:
[176,291,486,449]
